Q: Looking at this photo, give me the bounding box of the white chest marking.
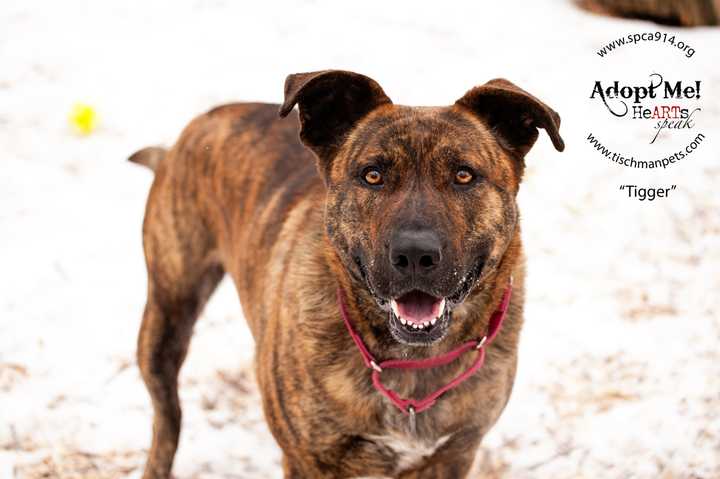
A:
[366,433,452,472]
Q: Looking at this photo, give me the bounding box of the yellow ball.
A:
[69,103,98,135]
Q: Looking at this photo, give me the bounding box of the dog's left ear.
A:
[455,79,564,157]
[279,70,392,163]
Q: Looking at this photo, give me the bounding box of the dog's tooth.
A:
[400,317,407,325]
[412,323,419,329]
[391,300,400,318]
[438,298,446,318]
[422,321,429,328]
[431,318,437,326]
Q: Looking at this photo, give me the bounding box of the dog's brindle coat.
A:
[133,70,564,479]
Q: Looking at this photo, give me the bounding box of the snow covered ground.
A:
[1,1,719,477]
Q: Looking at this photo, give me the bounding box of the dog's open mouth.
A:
[391,291,445,329]
[389,290,450,345]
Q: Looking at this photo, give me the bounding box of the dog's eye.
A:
[454,168,474,185]
[362,167,383,186]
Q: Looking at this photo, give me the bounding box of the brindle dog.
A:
[131,70,564,479]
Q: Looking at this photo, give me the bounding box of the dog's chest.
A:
[364,431,451,473]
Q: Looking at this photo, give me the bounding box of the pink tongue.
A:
[396,290,441,324]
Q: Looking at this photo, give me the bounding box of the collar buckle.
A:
[407,406,417,434]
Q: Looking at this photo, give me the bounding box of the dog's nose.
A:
[390,228,442,275]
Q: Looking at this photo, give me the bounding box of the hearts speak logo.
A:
[586,33,706,170]
[590,74,702,144]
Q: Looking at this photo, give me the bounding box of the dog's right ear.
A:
[279,70,392,162]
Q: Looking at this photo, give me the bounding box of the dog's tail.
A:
[128,146,167,172]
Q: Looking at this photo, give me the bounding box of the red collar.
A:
[337,282,512,416]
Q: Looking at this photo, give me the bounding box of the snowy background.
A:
[1,1,719,478]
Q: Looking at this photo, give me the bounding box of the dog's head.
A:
[280,70,563,346]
